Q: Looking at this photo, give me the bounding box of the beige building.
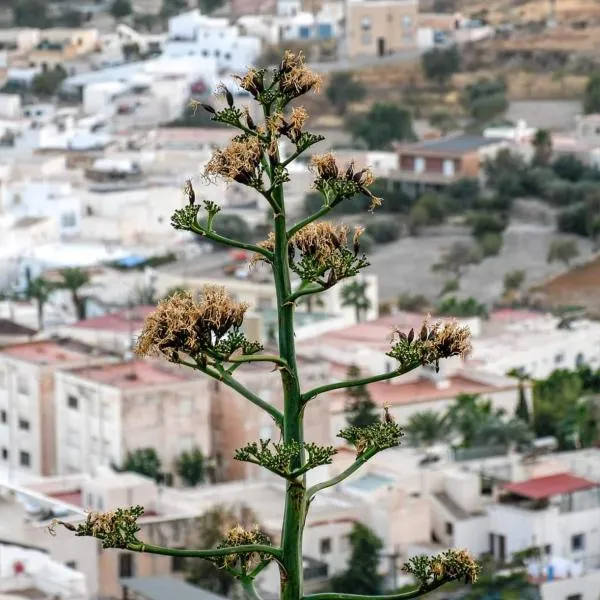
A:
[27,29,99,68]
[0,339,117,477]
[346,0,418,59]
[54,360,213,478]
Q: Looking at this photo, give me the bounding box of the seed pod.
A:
[223,86,234,107]
[184,179,195,206]
[201,103,216,114]
[345,162,355,180]
[384,404,394,424]
[407,328,415,343]
[246,114,256,131]
[420,323,428,341]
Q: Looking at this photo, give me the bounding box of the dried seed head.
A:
[249,232,275,267]
[266,112,285,134]
[135,287,249,360]
[204,136,262,185]
[217,524,272,570]
[289,106,309,131]
[234,68,264,97]
[278,51,322,98]
[216,83,234,107]
[292,221,348,260]
[403,548,479,587]
[352,225,364,255]
[310,153,339,180]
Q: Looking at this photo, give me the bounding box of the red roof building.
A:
[502,473,597,500]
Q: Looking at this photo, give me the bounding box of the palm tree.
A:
[59,267,90,321]
[447,394,505,448]
[405,410,450,448]
[26,277,54,331]
[298,293,325,314]
[475,416,533,449]
[341,280,371,323]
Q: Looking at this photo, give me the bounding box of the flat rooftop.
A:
[397,134,502,155]
[0,339,105,365]
[72,306,154,332]
[68,360,191,389]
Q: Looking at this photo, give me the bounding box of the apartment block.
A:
[54,360,212,478]
[0,339,116,478]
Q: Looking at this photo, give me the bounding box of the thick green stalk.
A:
[272,181,306,600]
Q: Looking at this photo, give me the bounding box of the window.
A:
[320,538,332,554]
[179,396,193,415]
[67,395,79,410]
[361,32,372,45]
[61,212,76,228]
[18,418,30,431]
[554,353,565,365]
[172,553,186,572]
[567,595,582,600]
[1,448,7,460]
[445,522,453,536]
[19,451,30,467]
[65,561,76,570]
[571,534,585,552]
[544,544,552,556]
[340,534,351,552]
[360,16,371,29]
[443,159,455,177]
[17,376,28,395]
[0,410,6,424]
[119,553,134,578]
[415,157,425,173]
[576,353,585,367]
[402,15,413,28]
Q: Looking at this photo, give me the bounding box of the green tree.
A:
[122,448,162,480]
[532,128,553,166]
[331,523,384,595]
[421,45,461,86]
[462,77,508,123]
[347,103,416,150]
[583,71,600,114]
[176,447,205,487]
[26,277,54,331]
[478,232,503,257]
[367,220,401,244]
[110,0,133,19]
[326,72,367,116]
[515,380,530,425]
[31,65,68,98]
[13,0,50,27]
[163,286,189,300]
[397,293,431,312]
[59,268,90,321]
[547,238,580,267]
[436,296,487,318]
[552,154,586,182]
[341,280,371,323]
[186,506,260,596]
[55,52,479,600]
[447,394,506,448]
[428,111,459,135]
[439,278,460,297]
[198,0,225,14]
[432,242,482,280]
[345,365,379,428]
[160,0,188,19]
[503,270,525,294]
[405,411,450,447]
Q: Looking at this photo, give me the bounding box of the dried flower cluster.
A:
[404,549,480,587]
[234,68,266,99]
[276,50,322,100]
[234,439,336,478]
[204,135,263,186]
[215,525,273,570]
[387,318,472,372]
[310,154,382,212]
[50,506,144,549]
[135,287,257,362]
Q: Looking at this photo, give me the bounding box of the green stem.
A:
[241,577,266,600]
[306,449,377,499]
[187,361,283,427]
[271,146,305,600]
[287,204,331,239]
[128,541,282,561]
[301,369,405,404]
[189,222,273,260]
[287,283,326,305]
[228,354,288,368]
[303,581,446,600]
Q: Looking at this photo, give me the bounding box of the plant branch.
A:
[306,448,377,499]
[228,354,289,368]
[178,358,283,426]
[287,204,331,239]
[241,577,266,600]
[287,282,327,305]
[189,222,273,261]
[301,369,404,404]
[128,541,282,562]
[303,581,446,600]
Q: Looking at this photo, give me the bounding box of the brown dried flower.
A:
[278,50,323,98]
[292,221,347,262]
[234,68,264,98]
[289,106,308,131]
[388,317,472,370]
[135,287,249,360]
[403,548,479,587]
[310,153,339,180]
[204,136,262,185]
[216,524,272,569]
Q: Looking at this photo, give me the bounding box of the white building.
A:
[1,182,82,238]
[165,10,262,73]
[0,339,116,478]
[54,360,213,477]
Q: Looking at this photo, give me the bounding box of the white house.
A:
[2,181,82,238]
[165,10,262,73]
